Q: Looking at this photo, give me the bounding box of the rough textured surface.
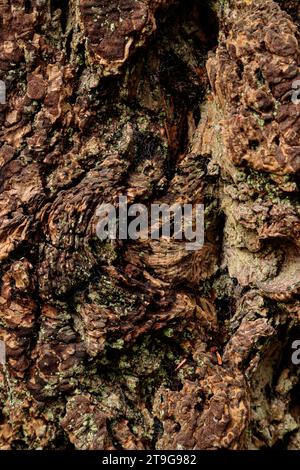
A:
[0,0,299,450]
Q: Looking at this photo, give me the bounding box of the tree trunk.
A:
[0,0,299,450]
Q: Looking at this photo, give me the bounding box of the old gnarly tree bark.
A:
[0,0,299,450]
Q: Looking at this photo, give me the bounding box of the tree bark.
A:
[0,0,299,450]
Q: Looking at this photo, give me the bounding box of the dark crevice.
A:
[24,0,32,13]
[237,60,244,79]
[249,139,260,150]
[51,0,69,34]
[65,28,73,60]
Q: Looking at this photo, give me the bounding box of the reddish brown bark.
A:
[0,0,299,450]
